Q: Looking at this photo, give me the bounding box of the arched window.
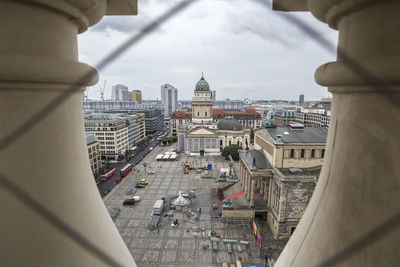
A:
[220,140,223,146]
[229,140,231,146]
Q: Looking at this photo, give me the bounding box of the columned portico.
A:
[273,0,400,266]
[0,1,137,266]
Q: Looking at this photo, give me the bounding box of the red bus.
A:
[120,164,133,177]
[101,168,116,181]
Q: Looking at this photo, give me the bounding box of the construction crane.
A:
[100,80,106,101]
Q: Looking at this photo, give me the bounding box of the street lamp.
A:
[143,162,147,171]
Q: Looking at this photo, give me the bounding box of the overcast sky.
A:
[78,0,337,101]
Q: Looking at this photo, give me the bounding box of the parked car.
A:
[140,179,149,185]
[132,196,141,202]
[126,157,131,161]
[135,183,145,188]
[122,199,137,206]
[116,177,122,183]
[148,170,156,174]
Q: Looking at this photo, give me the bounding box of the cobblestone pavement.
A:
[104,144,278,266]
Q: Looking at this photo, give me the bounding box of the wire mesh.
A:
[0,0,399,266]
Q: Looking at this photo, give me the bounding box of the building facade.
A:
[86,132,102,179]
[212,109,262,129]
[141,109,164,135]
[179,98,245,110]
[273,109,296,126]
[170,108,262,136]
[135,113,146,141]
[175,74,252,154]
[84,114,130,160]
[161,83,178,117]
[83,100,162,110]
[131,90,142,103]
[295,108,330,127]
[237,123,327,239]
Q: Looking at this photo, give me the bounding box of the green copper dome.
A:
[195,73,210,91]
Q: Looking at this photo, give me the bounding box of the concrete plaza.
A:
[104,144,281,266]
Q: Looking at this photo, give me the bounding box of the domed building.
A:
[176,73,251,155]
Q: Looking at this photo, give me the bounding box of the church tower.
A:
[192,72,213,124]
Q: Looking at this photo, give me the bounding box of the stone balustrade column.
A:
[0,1,136,266]
[275,1,400,266]
[263,178,269,201]
[249,179,256,208]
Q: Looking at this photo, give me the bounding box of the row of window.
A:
[87,144,99,153]
[288,148,325,159]
[93,132,114,136]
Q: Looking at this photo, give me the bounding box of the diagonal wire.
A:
[0,172,123,267]
[0,0,199,153]
[0,0,398,265]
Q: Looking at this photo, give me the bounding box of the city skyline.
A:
[78,0,337,101]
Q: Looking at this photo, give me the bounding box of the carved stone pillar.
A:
[249,179,256,208]
[275,1,400,266]
[0,1,136,266]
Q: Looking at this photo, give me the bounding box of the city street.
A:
[97,137,161,197]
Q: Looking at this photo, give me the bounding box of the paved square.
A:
[103,144,284,266]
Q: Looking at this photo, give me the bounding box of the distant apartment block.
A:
[82,100,162,110]
[111,84,130,101]
[131,90,142,103]
[295,108,330,127]
[161,84,178,117]
[179,99,245,110]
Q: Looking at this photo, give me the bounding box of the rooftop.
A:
[85,132,98,145]
[217,118,243,131]
[265,126,328,144]
[241,150,272,170]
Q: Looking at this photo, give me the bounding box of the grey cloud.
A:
[225,9,307,47]
[90,14,152,33]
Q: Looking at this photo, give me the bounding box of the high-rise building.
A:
[111,84,130,101]
[211,90,216,101]
[299,94,305,104]
[131,90,142,103]
[160,83,178,117]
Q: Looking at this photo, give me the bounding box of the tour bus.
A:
[120,163,133,177]
[101,168,116,181]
